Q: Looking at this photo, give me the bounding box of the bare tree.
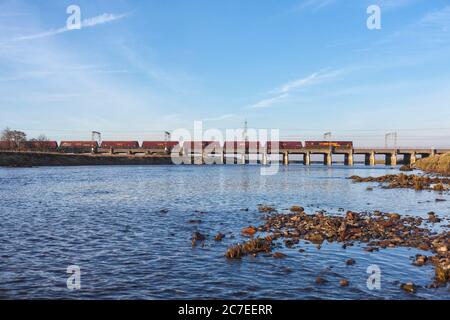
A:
[1,128,27,147]
[29,134,49,142]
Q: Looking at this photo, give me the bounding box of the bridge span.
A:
[98,147,450,166]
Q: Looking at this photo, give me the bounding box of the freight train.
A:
[0,140,353,153]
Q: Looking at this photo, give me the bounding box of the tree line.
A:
[1,128,49,146]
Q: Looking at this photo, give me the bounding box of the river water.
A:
[0,165,449,300]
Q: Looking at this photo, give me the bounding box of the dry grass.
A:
[415,152,450,176]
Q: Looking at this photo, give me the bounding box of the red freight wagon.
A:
[101,141,140,149]
[224,141,245,152]
[182,141,221,151]
[60,141,98,148]
[267,141,303,151]
[224,141,259,152]
[24,141,58,150]
[142,141,180,149]
[60,141,98,153]
[0,141,17,150]
[305,141,353,149]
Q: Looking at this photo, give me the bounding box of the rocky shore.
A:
[349,173,450,191]
[0,151,173,167]
[415,152,450,176]
[224,206,450,289]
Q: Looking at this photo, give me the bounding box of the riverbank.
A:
[415,153,450,176]
[0,151,172,167]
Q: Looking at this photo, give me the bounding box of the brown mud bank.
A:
[414,152,450,176]
[225,206,450,288]
[0,151,173,167]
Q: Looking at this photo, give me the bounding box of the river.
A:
[0,165,449,299]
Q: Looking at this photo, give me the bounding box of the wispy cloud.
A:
[248,94,289,109]
[421,5,450,30]
[11,13,127,42]
[294,0,336,12]
[374,0,422,11]
[249,69,342,109]
[202,114,236,122]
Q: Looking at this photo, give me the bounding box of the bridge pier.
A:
[193,155,203,165]
[386,153,397,166]
[365,152,375,166]
[240,153,246,165]
[344,153,354,166]
[283,152,289,166]
[261,153,268,166]
[404,152,417,165]
[303,152,310,166]
[324,153,332,166]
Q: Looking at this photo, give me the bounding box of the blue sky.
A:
[0,0,450,146]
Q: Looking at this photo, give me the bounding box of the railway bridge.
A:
[100,146,450,166]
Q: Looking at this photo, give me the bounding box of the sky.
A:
[0,0,450,146]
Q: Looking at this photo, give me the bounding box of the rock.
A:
[272,252,287,259]
[435,264,450,283]
[433,183,446,192]
[436,245,448,254]
[305,233,324,244]
[399,165,413,172]
[315,277,326,284]
[413,255,428,266]
[427,212,441,223]
[290,206,305,213]
[160,209,169,213]
[258,206,276,213]
[346,259,356,266]
[225,238,273,259]
[400,282,417,293]
[241,226,257,236]
[366,187,373,191]
[191,231,206,246]
[340,279,349,287]
[214,233,225,241]
[188,219,202,224]
[387,213,401,220]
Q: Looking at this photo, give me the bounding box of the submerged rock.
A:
[225,238,272,259]
[400,282,417,293]
[346,259,356,266]
[340,279,349,287]
[315,277,327,285]
[214,233,225,241]
[241,226,257,236]
[191,231,206,247]
[272,252,287,259]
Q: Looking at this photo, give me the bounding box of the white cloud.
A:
[11,13,127,42]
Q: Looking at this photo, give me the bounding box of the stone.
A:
[346,259,356,266]
[400,282,417,293]
[272,252,287,259]
[214,233,225,241]
[241,226,257,236]
[340,279,349,287]
[315,277,326,284]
